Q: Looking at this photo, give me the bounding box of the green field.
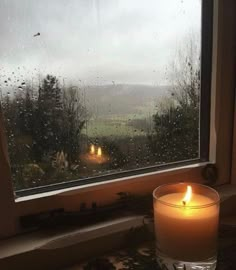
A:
[82,113,153,138]
[82,118,143,137]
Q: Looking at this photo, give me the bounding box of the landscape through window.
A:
[0,0,203,193]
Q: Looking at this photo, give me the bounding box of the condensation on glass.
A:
[0,0,202,192]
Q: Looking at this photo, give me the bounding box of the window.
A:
[0,0,235,240]
[0,0,213,196]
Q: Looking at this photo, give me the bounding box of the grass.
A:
[82,118,146,137]
[82,100,156,138]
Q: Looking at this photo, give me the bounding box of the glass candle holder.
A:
[153,182,220,270]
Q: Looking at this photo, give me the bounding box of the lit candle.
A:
[153,183,220,263]
[97,147,102,157]
[90,144,95,155]
[82,145,108,166]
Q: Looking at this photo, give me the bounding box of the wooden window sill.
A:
[0,184,236,269]
[0,215,148,270]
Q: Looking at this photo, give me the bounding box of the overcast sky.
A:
[0,0,201,86]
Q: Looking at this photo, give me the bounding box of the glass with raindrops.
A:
[0,0,201,192]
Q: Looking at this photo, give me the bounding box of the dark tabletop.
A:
[65,225,236,270]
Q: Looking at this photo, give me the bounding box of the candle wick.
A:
[182,200,186,206]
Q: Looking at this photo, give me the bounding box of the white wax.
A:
[154,192,219,261]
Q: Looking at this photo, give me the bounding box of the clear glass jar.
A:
[153,182,220,270]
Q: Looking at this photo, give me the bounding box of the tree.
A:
[149,35,200,163]
[60,86,87,163]
[33,75,63,160]
[1,74,88,189]
[22,86,34,135]
[1,86,35,188]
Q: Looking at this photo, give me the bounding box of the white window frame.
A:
[0,0,235,238]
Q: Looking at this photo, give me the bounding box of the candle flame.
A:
[97,147,102,157]
[182,185,192,206]
[90,144,95,155]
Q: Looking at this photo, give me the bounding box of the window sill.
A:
[1,184,236,269]
[0,215,149,270]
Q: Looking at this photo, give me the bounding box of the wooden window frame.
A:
[0,0,235,238]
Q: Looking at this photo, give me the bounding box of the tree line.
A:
[149,38,200,163]
[2,75,87,188]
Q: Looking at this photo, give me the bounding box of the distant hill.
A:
[0,82,172,117]
[83,84,171,116]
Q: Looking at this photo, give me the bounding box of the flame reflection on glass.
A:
[97,147,102,157]
[90,144,95,155]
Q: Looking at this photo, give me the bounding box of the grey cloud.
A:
[0,0,201,86]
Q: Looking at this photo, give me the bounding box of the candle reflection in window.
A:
[82,145,108,166]
[97,147,102,157]
[90,144,95,155]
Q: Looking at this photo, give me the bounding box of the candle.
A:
[81,145,108,165]
[90,144,95,155]
[153,183,220,263]
[97,147,102,157]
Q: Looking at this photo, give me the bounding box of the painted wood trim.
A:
[213,0,236,184]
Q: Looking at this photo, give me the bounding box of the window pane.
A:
[0,0,203,192]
